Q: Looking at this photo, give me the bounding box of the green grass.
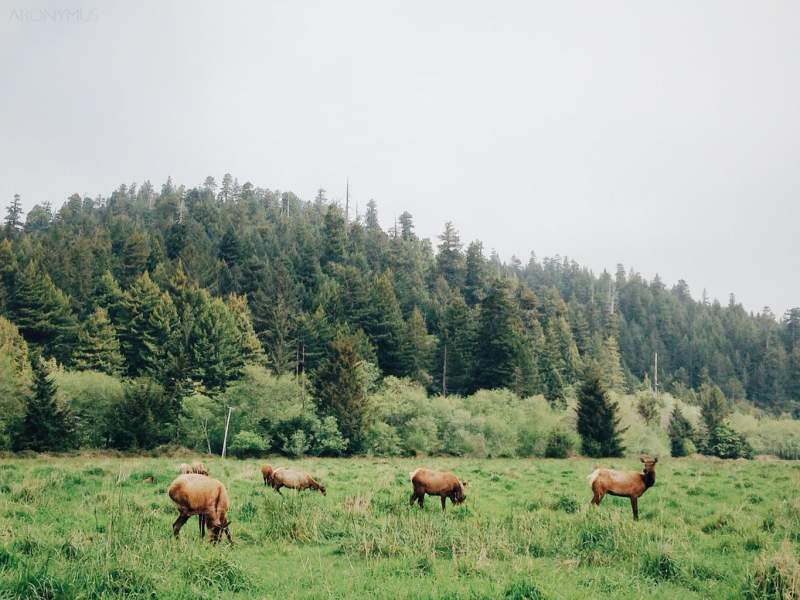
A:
[0,455,798,599]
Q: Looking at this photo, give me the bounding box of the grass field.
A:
[0,455,798,599]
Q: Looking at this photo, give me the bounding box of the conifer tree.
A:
[13,357,76,452]
[464,241,487,306]
[122,232,150,285]
[322,205,347,267]
[668,404,693,457]
[72,307,124,375]
[313,332,370,452]
[363,272,406,376]
[576,365,626,457]
[9,262,76,364]
[189,294,245,393]
[117,272,163,375]
[398,211,415,241]
[473,280,523,391]
[401,306,434,385]
[225,294,265,365]
[540,320,566,405]
[4,194,24,236]
[436,222,465,289]
[434,294,476,396]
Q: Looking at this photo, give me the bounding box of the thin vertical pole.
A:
[221,406,233,458]
[654,352,658,402]
[442,344,448,398]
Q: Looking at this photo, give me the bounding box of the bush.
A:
[282,431,310,457]
[704,424,754,459]
[364,422,403,456]
[311,416,348,456]
[544,428,574,458]
[228,430,269,458]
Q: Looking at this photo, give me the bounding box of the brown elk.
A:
[177,462,211,536]
[260,464,275,486]
[409,468,467,511]
[168,474,232,544]
[588,457,658,520]
[268,467,326,496]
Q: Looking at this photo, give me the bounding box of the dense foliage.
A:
[0,178,798,455]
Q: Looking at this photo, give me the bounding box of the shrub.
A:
[311,416,348,456]
[283,430,310,458]
[228,430,269,458]
[544,428,574,458]
[705,424,754,459]
[364,422,403,456]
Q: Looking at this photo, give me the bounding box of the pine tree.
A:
[122,232,150,285]
[434,294,477,396]
[464,241,487,306]
[576,365,626,457]
[189,294,245,393]
[72,307,124,375]
[540,320,566,405]
[436,222,465,289]
[117,272,163,375]
[313,332,369,452]
[668,404,693,457]
[398,211,415,240]
[4,194,24,236]
[473,280,523,391]
[401,306,434,385]
[365,199,380,231]
[13,357,76,452]
[9,262,76,364]
[699,382,729,431]
[225,294,265,365]
[363,272,406,376]
[322,205,347,267]
[600,335,625,390]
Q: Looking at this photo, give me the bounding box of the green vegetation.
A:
[0,454,798,599]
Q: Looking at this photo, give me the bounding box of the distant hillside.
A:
[2,177,799,413]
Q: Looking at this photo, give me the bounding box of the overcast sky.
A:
[1,1,798,314]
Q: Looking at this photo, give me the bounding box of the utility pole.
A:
[653,352,658,402]
[345,177,350,223]
[221,406,234,458]
[442,344,448,398]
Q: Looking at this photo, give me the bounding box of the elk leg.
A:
[274,484,283,496]
[410,492,418,506]
[418,493,424,508]
[172,513,189,538]
[630,497,639,521]
[199,514,205,538]
[440,496,447,512]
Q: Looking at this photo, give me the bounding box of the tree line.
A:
[0,178,797,454]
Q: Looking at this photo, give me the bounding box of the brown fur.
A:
[269,467,326,495]
[168,474,232,544]
[260,464,275,486]
[409,468,467,511]
[177,463,210,535]
[588,457,658,520]
[190,461,209,476]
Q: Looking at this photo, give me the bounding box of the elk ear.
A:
[653,457,658,464]
[640,457,646,463]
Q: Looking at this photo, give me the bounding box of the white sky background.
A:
[1,1,798,315]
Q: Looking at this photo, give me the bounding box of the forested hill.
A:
[2,178,799,414]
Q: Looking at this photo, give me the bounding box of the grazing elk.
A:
[268,467,326,496]
[177,462,211,536]
[409,468,467,511]
[260,464,275,486]
[168,474,232,544]
[588,457,658,520]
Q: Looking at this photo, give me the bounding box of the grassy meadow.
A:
[0,455,798,599]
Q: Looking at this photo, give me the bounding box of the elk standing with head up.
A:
[587,456,658,520]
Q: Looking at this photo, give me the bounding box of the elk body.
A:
[168,474,232,544]
[177,462,211,536]
[409,468,467,511]
[264,466,326,495]
[588,457,658,520]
